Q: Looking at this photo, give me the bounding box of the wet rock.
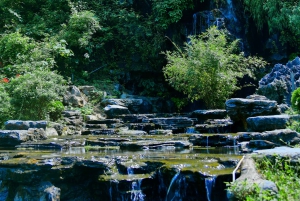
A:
[120,114,150,123]
[128,123,155,133]
[12,181,60,201]
[149,129,172,135]
[246,115,289,132]
[117,130,147,135]
[5,120,47,130]
[101,98,144,113]
[144,117,193,133]
[195,119,233,133]
[190,110,227,123]
[239,129,300,145]
[248,140,278,149]
[225,95,279,130]
[120,140,191,150]
[0,129,47,146]
[63,110,81,117]
[104,105,130,118]
[189,134,236,147]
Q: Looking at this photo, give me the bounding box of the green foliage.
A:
[0,84,12,128]
[291,87,300,112]
[6,70,67,120]
[171,97,188,111]
[151,0,200,29]
[47,100,65,121]
[243,0,300,47]
[0,32,35,66]
[163,26,266,109]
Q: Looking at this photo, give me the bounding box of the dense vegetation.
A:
[0,0,299,121]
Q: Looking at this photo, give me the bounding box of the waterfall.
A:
[165,170,187,201]
[206,136,209,147]
[127,166,145,201]
[186,127,195,134]
[131,179,145,201]
[205,176,216,201]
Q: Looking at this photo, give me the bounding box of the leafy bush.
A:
[6,70,67,120]
[291,87,300,112]
[0,84,12,128]
[163,26,266,109]
[47,100,65,121]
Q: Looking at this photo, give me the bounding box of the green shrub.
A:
[6,70,67,120]
[291,87,300,112]
[163,26,266,109]
[47,100,65,121]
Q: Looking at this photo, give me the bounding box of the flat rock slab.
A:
[254,146,300,163]
[246,115,289,132]
[190,110,227,123]
[0,129,47,146]
[5,120,47,130]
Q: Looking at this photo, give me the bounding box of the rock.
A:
[78,85,95,96]
[0,129,47,146]
[120,140,191,150]
[63,110,81,117]
[5,120,47,130]
[189,134,236,147]
[144,117,194,133]
[257,57,300,105]
[63,85,87,107]
[190,110,227,123]
[12,182,60,201]
[104,105,130,118]
[248,140,278,149]
[225,96,279,130]
[195,119,233,133]
[45,128,59,137]
[101,98,145,113]
[229,155,278,199]
[246,129,300,145]
[149,130,172,135]
[117,130,147,135]
[246,115,290,132]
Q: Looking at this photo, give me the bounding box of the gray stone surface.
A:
[190,109,227,123]
[225,96,279,130]
[257,57,300,105]
[104,105,130,118]
[246,115,289,132]
[229,155,278,199]
[63,85,87,107]
[0,129,47,146]
[5,120,47,130]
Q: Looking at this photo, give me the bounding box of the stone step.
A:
[82,129,117,135]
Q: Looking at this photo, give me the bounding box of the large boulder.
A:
[0,129,47,146]
[225,95,279,130]
[257,57,300,105]
[104,105,130,118]
[5,120,47,130]
[101,99,146,113]
[246,115,290,132]
[63,85,87,107]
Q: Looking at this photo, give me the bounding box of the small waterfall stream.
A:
[205,176,216,201]
[127,166,145,201]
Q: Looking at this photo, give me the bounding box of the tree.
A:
[163,26,266,109]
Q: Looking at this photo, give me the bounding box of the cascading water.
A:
[165,170,188,201]
[205,176,216,201]
[186,127,195,134]
[127,166,145,201]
